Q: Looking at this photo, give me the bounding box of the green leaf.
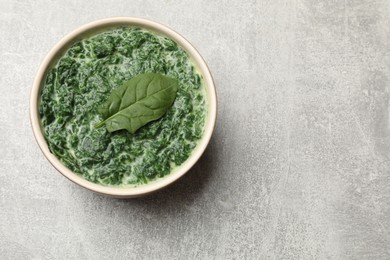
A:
[94,73,178,133]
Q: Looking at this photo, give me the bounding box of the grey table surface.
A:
[1,0,390,259]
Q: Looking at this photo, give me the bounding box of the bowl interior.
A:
[30,17,217,198]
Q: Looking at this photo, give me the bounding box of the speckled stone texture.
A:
[1,0,390,259]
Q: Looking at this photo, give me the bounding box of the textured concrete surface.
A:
[1,0,390,259]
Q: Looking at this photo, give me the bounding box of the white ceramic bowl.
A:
[30,17,217,198]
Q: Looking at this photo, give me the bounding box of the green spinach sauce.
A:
[39,27,207,186]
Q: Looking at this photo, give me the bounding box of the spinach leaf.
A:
[94,73,178,133]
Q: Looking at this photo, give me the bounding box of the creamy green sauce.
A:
[39,27,206,186]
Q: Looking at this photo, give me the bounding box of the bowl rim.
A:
[30,17,217,198]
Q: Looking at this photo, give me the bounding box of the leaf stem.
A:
[94,120,106,129]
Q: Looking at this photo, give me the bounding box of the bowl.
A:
[30,17,217,198]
